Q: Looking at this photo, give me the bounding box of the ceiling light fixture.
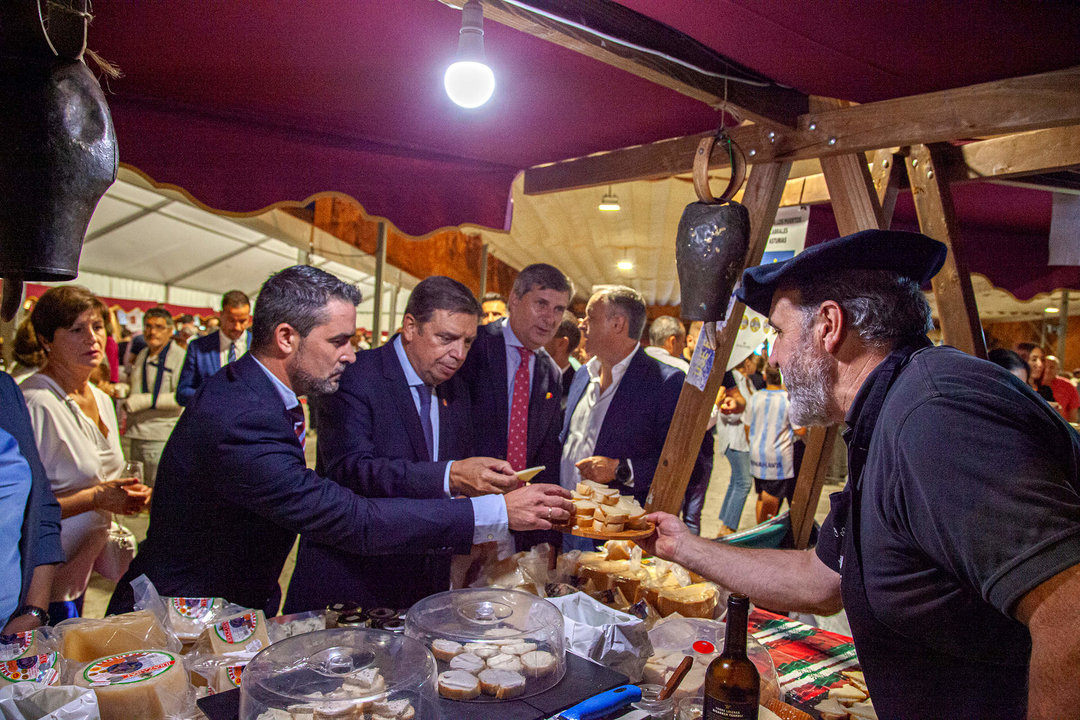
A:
[1044,306,1060,314]
[598,186,621,212]
[444,0,495,109]
[616,259,634,271]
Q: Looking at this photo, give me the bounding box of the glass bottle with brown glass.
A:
[703,593,759,719]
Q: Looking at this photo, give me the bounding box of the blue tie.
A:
[228,342,237,364]
[416,384,434,461]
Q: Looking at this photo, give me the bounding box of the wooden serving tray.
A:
[563,521,655,541]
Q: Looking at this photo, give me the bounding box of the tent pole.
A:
[1058,290,1069,363]
[479,244,489,298]
[372,222,386,348]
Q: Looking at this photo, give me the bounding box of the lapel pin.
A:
[545,392,553,400]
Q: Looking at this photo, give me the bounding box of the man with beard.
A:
[641,230,1080,719]
[108,266,571,615]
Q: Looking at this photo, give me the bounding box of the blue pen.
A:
[553,684,644,720]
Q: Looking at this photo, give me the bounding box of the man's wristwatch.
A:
[12,604,49,627]
[614,459,632,487]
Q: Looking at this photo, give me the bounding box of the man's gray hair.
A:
[595,285,647,340]
[512,263,573,299]
[252,265,361,352]
[649,315,685,347]
[791,268,932,351]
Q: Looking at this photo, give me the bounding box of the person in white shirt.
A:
[122,308,185,486]
[716,354,757,535]
[745,363,806,523]
[21,286,150,623]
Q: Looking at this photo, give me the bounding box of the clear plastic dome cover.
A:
[405,588,566,702]
[238,628,437,719]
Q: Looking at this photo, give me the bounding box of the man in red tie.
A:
[459,263,574,552]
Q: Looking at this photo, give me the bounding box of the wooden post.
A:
[906,143,987,358]
[479,244,490,298]
[372,222,386,348]
[645,161,791,515]
[1058,290,1070,362]
[788,115,888,549]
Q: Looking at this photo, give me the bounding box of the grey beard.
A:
[784,337,836,427]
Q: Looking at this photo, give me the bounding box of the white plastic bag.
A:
[0,684,100,720]
[545,592,652,682]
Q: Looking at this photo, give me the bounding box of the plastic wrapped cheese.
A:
[58,610,175,663]
[205,610,271,655]
[75,650,192,720]
[211,662,247,693]
[164,596,226,642]
[0,630,43,661]
[0,652,61,686]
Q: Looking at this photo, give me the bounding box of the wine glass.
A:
[122,460,144,483]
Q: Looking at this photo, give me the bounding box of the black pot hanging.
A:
[0,0,118,319]
[675,131,750,322]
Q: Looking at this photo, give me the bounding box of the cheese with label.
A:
[75,650,190,720]
[205,610,271,655]
[60,611,172,663]
[212,662,247,693]
[165,596,223,641]
[0,652,60,685]
[0,630,41,661]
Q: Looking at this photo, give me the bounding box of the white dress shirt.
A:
[219,330,248,368]
[21,373,124,601]
[644,345,717,430]
[501,320,544,408]
[560,348,637,490]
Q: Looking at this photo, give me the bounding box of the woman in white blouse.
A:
[21,286,151,622]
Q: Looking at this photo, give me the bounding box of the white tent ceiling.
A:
[66,167,417,330]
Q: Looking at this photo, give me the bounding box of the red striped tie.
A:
[507,346,532,471]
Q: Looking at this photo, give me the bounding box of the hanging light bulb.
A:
[444,0,495,109]
[598,185,621,212]
[616,259,634,271]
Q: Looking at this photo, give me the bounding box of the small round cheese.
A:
[448,652,485,674]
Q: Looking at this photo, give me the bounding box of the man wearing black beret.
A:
[642,229,1080,719]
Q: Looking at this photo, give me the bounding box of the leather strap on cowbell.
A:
[691,128,747,205]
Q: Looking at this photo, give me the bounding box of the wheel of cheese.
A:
[60,611,172,663]
[75,650,191,720]
[0,652,60,685]
[205,610,271,655]
[0,630,42,661]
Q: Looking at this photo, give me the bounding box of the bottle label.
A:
[704,697,758,719]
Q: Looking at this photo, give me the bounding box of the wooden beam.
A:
[525,66,1080,194]
[871,149,907,228]
[788,114,886,550]
[907,144,988,358]
[645,160,791,516]
[440,0,807,128]
[944,124,1080,183]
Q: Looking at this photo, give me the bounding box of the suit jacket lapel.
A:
[527,352,554,456]
[596,349,646,450]
[380,343,431,462]
[487,328,510,449]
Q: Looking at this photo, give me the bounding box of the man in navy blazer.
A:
[285,277,522,612]
[175,290,252,406]
[458,264,572,551]
[561,286,684,518]
[108,267,571,615]
[0,371,63,631]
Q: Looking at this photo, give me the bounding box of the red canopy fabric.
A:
[24,284,215,320]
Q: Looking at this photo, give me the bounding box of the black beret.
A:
[735,229,947,316]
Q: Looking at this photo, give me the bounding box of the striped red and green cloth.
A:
[749,609,860,706]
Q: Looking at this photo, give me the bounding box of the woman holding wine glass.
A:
[20,286,151,623]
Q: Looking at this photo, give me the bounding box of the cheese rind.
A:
[75,650,190,720]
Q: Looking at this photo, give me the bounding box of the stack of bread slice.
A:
[570,480,648,534]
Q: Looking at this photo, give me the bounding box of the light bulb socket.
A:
[458,0,486,61]
[598,193,620,211]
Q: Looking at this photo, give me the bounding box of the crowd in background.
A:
[3,271,1078,632]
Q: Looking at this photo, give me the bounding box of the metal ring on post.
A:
[692,130,747,205]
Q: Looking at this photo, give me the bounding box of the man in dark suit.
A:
[107,266,572,615]
[285,276,521,611]
[0,371,62,632]
[458,264,572,552]
[561,286,684,549]
[544,311,581,411]
[175,290,252,406]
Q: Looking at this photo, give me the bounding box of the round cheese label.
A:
[0,631,34,661]
[225,664,244,687]
[1,653,59,685]
[171,597,217,620]
[214,612,258,645]
[84,651,177,687]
